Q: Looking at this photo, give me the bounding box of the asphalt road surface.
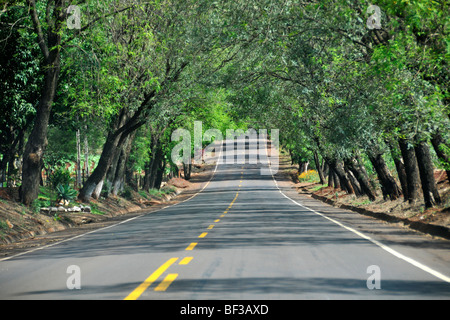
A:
[1,138,450,300]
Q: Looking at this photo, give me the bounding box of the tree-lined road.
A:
[1,140,450,300]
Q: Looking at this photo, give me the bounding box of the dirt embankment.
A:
[0,163,215,257]
[278,154,450,240]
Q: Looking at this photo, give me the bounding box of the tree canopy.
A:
[0,0,448,209]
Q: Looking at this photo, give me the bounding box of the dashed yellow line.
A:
[179,257,193,265]
[154,273,178,292]
[125,172,246,298]
[186,242,198,250]
[124,257,178,300]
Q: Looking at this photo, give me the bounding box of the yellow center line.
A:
[186,242,197,250]
[154,273,178,292]
[124,257,178,300]
[125,182,243,300]
[179,257,193,265]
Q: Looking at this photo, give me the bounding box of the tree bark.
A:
[78,131,122,202]
[112,132,135,196]
[387,139,408,200]
[20,64,59,205]
[344,163,362,196]
[398,138,421,203]
[414,140,441,208]
[430,131,450,182]
[314,151,326,185]
[327,161,335,188]
[345,157,377,201]
[368,152,401,201]
[76,129,82,188]
[183,162,192,180]
[328,159,354,194]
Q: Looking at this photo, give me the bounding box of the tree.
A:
[16,0,135,204]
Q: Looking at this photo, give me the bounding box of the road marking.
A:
[154,273,178,291]
[207,225,214,230]
[220,214,225,217]
[199,232,208,238]
[179,257,193,265]
[186,242,197,250]
[124,257,178,300]
[267,152,450,284]
[215,219,220,222]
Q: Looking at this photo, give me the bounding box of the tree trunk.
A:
[20,0,63,205]
[314,151,326,185]
[345,164,363,196]
[368,152,401,201]
[414,140,441,208]
[112,132,135,196]
[76,129,82,188]
[327,162,335,188]
[149,144,164,189]
[78,131,122,202]
[143,137,158,191]
[331,166,340,189]
[20,65,59,205]
[84,127,89,181]
[345,157,377,201]
[398,138,421,203]
[387,139,408,200]
[78,108,131,201]
[154,160,166,190]
[430,131,450,182]
[328,159,354,194]
[183,162,192,180]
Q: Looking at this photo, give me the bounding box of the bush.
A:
[55,184,78,203]
[120,185,133,200]
[48,167,73,189]
[298,170,320,183]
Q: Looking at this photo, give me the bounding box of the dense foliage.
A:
[0,0,448,209]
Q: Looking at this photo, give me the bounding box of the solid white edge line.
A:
[267,145,450,284]
[0,142,224,262]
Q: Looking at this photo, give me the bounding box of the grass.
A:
[139,186,177,200]
[311,184,328,192]
[89,202,105,215]
[0,220,9,231]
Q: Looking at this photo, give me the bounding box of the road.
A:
[1,138,450,301]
